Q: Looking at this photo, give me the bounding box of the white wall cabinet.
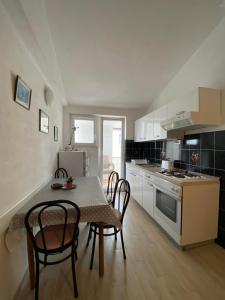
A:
[134,87,221,142]
[153,106,167,140]
[145,113,154,141]
[134,105,176,142]
[134,118,146,142]
[167,91,199,119]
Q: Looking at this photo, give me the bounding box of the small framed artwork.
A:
[39,109,49,134]
[14,75,32,110]
[54,126,58,141]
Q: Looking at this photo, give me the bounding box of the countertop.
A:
[126,162,220,186]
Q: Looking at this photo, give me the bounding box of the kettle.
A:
[161,160,174,172]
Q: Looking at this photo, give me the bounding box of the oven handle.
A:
[153,184,181,201]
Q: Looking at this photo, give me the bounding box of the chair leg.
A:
[86,225,92,248]
[44,254,48,266]
[75,250,78,261]
[35,255,40,300]
[114,227,117,241]
[120,230,126,259]
[71,250,78,298]
[90,227,97,270]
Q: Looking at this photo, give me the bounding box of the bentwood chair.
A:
[105,171,119,205]
[25,200,80,300]
[55,167,68,178]
[87,179,130,269]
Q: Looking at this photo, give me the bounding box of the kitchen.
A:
[1,1,225,300]
[125,87,223,248]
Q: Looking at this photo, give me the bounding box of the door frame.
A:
[100,117,125,183]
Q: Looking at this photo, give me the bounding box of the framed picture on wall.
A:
[14,75,32,110]
[54,126,58,141]
[39,109,49,134]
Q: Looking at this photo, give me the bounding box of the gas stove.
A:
[158,170,207,181]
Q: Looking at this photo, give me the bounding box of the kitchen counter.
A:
[126,162,220,186]
[126,162,220,247]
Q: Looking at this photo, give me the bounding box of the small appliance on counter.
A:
[131,159,148,165]
[161,159,174,172]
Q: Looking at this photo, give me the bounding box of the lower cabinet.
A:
[126,164,154,217]
[126,166,143,206]
[142,178,154,217]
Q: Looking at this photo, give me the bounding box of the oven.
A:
[152,177,182,243]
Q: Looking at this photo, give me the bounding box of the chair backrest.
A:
[24,200,80,253]
[113,179,130,223]
[55,168,68,178]
[107,171,119,200]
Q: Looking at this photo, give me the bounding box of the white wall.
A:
[148,16,225,119]
[0,4,64,300]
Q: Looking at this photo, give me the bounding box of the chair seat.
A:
[35,224,74,250]
[91,209,122,229]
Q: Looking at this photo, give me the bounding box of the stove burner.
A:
[174,174,186,178]
[159,170,204,180]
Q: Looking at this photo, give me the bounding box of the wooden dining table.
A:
[8,176,121,289]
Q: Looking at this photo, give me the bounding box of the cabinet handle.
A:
[129,172,136,176]
[176,111,185,116]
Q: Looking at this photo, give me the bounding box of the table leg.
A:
[98,222,104,277]
[27,231,35,289]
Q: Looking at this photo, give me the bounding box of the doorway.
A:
[101,119,124,186]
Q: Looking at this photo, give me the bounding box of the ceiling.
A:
[2,0,225,108]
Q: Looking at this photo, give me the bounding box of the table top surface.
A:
[17,176,107,214]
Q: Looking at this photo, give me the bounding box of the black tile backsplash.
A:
[215,151,225,170]
[200,132,215,149]
[125,129,225,249]
[215,131,225,150]
[125,140,162,163]
[201,150,214,169]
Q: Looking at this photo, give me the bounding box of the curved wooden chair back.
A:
[25,200,80,253]
[114,179,130,224]
[106,171,119,201]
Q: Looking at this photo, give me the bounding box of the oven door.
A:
[153,185,181,238]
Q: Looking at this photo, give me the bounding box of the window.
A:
[71,116,96,144]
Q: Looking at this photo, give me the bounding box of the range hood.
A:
[161,110,222,131]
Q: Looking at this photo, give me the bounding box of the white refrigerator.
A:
[58,151,88,177]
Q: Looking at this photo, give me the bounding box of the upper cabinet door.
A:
[153,106,167,140]
[167,91,199,119]
[134,118,146,142]
[145,112,154,141]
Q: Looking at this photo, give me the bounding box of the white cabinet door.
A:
[145,112,154,141]
[153,106,167,140]
[167,92,199,119]
[134,118,146,142]
[126,166,143,206]
[132,172,143,206]
[142,177,154,217]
